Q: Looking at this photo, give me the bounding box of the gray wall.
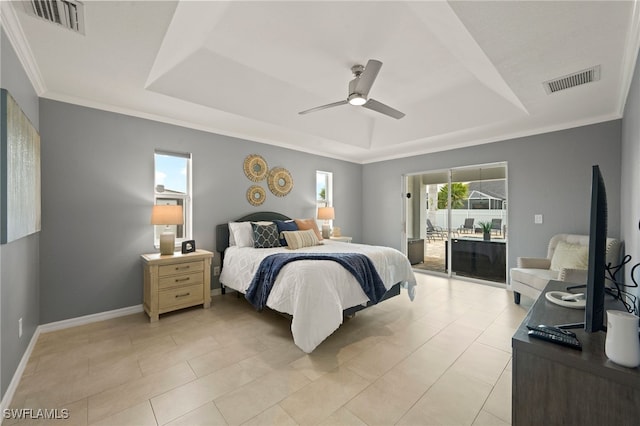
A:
[0,27,41,398]
[361,121,622,276]
[38,99,363,323]
[621,48,640,298]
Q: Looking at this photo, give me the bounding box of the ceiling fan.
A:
[298,59,405,119]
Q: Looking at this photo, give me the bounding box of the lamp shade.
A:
[317,206,335,220]
[151,205,184,225]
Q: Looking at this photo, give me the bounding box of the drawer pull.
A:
[175,277,190,283]
[175,292,190,298]
[175,265,191,271]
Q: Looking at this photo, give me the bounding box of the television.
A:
[584,165,608,333]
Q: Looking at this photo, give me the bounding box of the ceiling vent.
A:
[23,0,85,34]
[543,66,600,94]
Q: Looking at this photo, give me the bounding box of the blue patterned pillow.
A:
[274,220,298,246]
[251,222,281,248]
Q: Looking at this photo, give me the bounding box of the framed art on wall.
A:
[0,89,41,244]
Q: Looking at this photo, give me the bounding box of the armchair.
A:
[508,234,621,304]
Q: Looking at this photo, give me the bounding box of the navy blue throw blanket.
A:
[245,253,388,311]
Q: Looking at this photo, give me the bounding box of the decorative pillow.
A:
[228,222,253,247]
[282,229,321,250]
[550,241,589,271]
[294,218,323,240]
[274,220,298,246]
[251,222,281,248]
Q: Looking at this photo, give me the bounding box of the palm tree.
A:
[437,183,468,209]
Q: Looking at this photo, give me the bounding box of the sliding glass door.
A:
[403,162,508,284]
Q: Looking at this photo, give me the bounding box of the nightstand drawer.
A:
[158,261,204,277]
[159,283,204,310]
[158,271,203,290]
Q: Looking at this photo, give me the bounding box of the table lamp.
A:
[317,206,335,239]
[151,205,184,255]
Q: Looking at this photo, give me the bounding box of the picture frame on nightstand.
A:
[181,239,196,253]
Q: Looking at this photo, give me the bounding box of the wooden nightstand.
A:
[141,249,213,321]
[330,236,352,243]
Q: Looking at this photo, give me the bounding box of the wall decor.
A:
[268,167,294,197]
[1,89,41,244]
[243,154,268,182]
[247,185,266,206]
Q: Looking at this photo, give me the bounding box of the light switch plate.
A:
[534,214,543,224]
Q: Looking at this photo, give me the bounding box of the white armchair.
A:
[508,234,621,304]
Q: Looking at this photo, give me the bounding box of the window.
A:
[154,150,192,247]
[316,170,333,208]
[316,170,333,229]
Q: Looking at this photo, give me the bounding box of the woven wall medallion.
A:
[243,154,268,182]
[246,185,266,206]
[268,167,293,197]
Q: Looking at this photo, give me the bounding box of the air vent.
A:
[24,0,85,34]
[544,66,600,94]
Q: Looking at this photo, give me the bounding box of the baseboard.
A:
[38,304,144,333]
[0,327,41,424]
[0,304,143,421]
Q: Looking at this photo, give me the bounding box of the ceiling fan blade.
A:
[298,100,348,115]
[363,98,405,119]
[354,59,382,97]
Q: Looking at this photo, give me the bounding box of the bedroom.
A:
[1,0,640,425]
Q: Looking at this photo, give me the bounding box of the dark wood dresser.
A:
[512,280,640,425]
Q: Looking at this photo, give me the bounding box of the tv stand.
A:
[512,280,640,425]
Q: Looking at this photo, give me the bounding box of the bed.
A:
[216,212,417,353]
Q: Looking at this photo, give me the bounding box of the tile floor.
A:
[6,273,531,426]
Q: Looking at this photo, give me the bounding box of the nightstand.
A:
[141,249,213,321]
[330,236,352,243]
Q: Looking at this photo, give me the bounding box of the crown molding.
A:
[618,0,640,115]
[0,1,46,95]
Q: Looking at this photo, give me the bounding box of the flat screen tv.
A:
[585,165,608,333]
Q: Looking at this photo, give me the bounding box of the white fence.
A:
[430,209,507,233]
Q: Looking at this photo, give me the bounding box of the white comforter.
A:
[219,240,416,353]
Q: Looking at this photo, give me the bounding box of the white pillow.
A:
[282,229,322,249]
[550,241,589,271]
[228,222,253,248]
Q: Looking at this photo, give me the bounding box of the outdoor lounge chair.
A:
[458,218,474,234]
[491,218,502,236]
[426,219,445,241]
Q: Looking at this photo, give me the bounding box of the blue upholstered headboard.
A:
[215,211,292,254]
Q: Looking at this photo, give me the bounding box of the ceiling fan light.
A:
[348,94,367,106]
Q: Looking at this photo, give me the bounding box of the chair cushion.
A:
[511,268,560,291]
[550,241,589,271]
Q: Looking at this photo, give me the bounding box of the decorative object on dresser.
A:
[332,226,341,237]
[151,204,184,255]
[267,166,293,197]
[141,249,213,321]
[317,206,335,238]
[604,310,640,368]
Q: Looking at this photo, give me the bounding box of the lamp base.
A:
[322,224,331,239]
[159,232,176,255]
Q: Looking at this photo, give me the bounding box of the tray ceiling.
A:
[3,1,639,163]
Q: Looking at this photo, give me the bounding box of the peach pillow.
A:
[294,218,323,240]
